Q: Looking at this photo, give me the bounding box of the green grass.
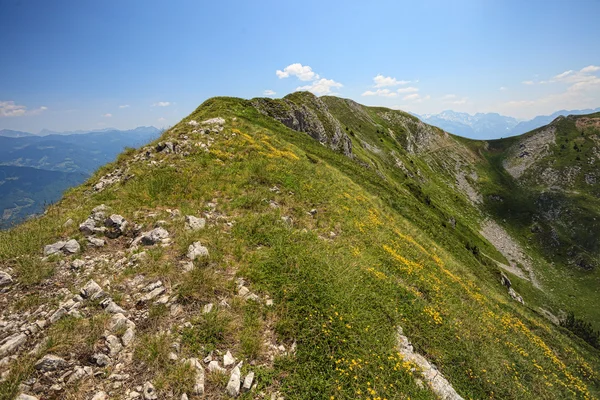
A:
[1,94,600,399]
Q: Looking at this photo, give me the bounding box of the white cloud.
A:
[396,87,419,94]
[581,65,600,73]
[362,89,397,97]
[499,87,507,91]
[158,117,166,122]
[263,89,276,96]
[403,93,430,103]
[153,101,171,107]
[372,74,410,88]
[0,101,47,117]
[119,105,130,109]
[522,80,535,85]
[553,70,573,80]
[499,64,600,119]
[441,94,457,99]
[103,113,112,118]
[297,78,343,95]
[276,63,319,81]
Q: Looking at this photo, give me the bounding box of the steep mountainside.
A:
[0,93,599,400]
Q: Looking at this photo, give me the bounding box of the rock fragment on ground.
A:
[187,242,209,260]
[185,215,206,231]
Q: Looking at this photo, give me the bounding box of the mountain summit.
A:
[1,92,599,399]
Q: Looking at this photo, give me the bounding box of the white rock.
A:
[238,286,250,297]
[81,280,104,299]
[185,358,205,395]
[70,259,86,270]
[202,117,225,125]
[104,301,126,314]
[91,391,108,400]
[143,381,158,399]
[17,395,39,400]
[142,280,162,292]
[92,353,111,366]
[108,313,135,333]
[187,242,209,260]
[140,228,169,245]
[208,360,226,373]
[139,286,165,303]
[63,239,80,254]
[79,218,97,236]
[0,271,13,286]
[67,366,87,383]
[181,394,189,400]
[242,371,254,392]
[107,335,123,356]
[185,215,206,231]
[202,303,213,314]
[223,350,235,367]
[88,237,106,247]
[226,362,243,397]
[34,354,66,371]
[43,241,66,256]
[122,327,135,347]
[49,308,67,324]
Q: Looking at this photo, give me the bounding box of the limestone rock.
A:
[88,237,106,247]
[92,353,111,367]
[185,357,205,395]
[108,313,136,333]
[242,371,254,392]
[396,326,464,400]
[70,259,86,270]
[49,307,67,324]
[223,350,235,367]
[509,287,525,304]
[79,218,97,236]
[122,327,135,347]
[143,381,158,399]
[0,271,13,286]
[81,280,104,300]
[63,239,80,254]
[187,242,209,260]
[16,395,39,400]
[103,300,126,314]
[140,227,169,245]
[34,354,67,372]
[105,214,128,238]
[106,335,123,356]
[91,391,108,400]
[43,241,66,256]
[185,215,206,231]
[0,333,27,357]
[207,360,226,373]
[226,362,243,397]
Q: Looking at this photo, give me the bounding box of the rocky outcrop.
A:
[252,93,352,157]
[396,326,464,400]
[503,126,556,179]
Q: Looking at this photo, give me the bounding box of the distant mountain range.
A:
[419,107,600,139]
[0,126,161,228]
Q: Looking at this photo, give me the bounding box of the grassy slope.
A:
[1,96,599,399]
[456,114,600,330]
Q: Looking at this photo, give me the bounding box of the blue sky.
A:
[1,0,599,132]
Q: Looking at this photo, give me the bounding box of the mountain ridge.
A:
[1,92,599,399]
